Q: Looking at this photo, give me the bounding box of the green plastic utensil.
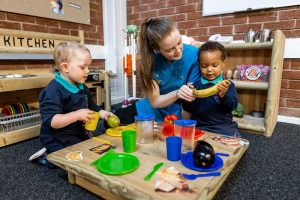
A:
[144,162,164,181]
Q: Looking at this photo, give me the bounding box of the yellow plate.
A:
[106,125,135,137]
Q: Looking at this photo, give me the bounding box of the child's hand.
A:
[75,109,95,122]
[99,110,114,120]
[177,85,195,102]
[217,80,231,98]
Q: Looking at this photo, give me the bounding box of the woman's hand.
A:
[177,85,195,102]
[217,80,231,98]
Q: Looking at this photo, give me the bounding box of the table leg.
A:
[68,171,76,184]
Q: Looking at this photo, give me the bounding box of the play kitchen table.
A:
[47,131,249,200]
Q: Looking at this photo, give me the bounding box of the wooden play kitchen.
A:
[196,30,285,137]
[47,130,249,200]
[0,28,112,147]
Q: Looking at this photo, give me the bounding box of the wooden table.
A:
[47,131,249,200]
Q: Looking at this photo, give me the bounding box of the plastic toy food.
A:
[164,114,178,124]
[191,80,229,98]
[162,114,178,136]
[232,103,244,118]
[107,115,120,128]
[193,140,215,168]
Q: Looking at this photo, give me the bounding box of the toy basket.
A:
[0,110,41,132]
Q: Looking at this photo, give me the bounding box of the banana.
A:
[192,80,229,98]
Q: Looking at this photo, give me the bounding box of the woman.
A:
[115,17,200,123]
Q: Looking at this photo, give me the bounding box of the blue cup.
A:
[166,136,182,161]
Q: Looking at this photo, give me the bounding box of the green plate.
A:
[95,150,140,175]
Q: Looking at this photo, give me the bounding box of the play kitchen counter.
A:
[47,132,249,200]
[0,72,111,147]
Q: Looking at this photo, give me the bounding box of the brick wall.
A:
[127,0,300,117]
[0,0,104,71]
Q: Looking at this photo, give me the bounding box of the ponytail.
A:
[138,17,174,95]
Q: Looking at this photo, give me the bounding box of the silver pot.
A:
[257,29,273,42]
[244,29,256,43]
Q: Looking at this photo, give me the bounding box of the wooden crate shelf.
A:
[234,115,265,133]
[232,80,268,90]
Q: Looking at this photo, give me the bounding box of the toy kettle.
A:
[256,29,273,42]
[244,29,256,43]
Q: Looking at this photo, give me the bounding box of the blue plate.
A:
[181,151,223,172]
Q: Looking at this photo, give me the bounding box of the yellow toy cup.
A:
[85,112,100,131]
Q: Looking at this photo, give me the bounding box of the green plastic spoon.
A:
[144,162,164,181]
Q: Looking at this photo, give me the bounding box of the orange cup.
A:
[85,112,100,131]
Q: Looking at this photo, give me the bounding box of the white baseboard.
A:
[277,115,300,125]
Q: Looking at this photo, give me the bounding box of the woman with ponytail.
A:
[114,17,200,124]
[135,17,200,121]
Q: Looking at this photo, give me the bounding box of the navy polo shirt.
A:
[39,73,101,153]
[182,77,238,136]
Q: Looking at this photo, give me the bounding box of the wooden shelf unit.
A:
[226,30,285,136]
[0,28,112,147]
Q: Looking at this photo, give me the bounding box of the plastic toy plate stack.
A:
[106,125,135,137]
[92,150,140,175]
[181,151,223,172]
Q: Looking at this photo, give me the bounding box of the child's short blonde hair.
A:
[53,41,90,71]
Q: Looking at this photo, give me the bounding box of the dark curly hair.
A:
[199,41,227,61]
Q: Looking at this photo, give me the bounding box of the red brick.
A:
[197,17,220,27]
[48,27,70,35]
[248,11,278,23]
[0,21,21,30]
[167,0,186,7]
[6,13,35,23]
[60,21,80,30]
[187,0,200,3]
[282,30,300,38]
[176,4,198,13]
[0,12,6,20]
[127,0,139,7]
[85,39,98,45]
[195,35,209,42]
[222,16,247,25]
[90,17,102,26]
[186,27,208,36]
[187,11,203,20]
[281,79,288,89]
[290,59,300,70]
[36,18,59,27]
[140,10,158,19]
[233,33,244,41]
[296,20,300,29]
[279,98,286,107]
[279,9,300,20]
[289,80,300,89]
[280,89,300,98]
[22,24,48,32]
[86,32,102,39]
[158,8,176,16]
[134,5,149,13]
[90,2,101,11]
[90,10,97,18]
[149,2,167,10]
[282,71,300,80]
[286,99,300,108]
[177,20,197,29]
[283,60,290,69]
[128,13,140,21]
[278,107,300,117]
[263,20,295,30]
[169,14,186,22]
[209,26,233,35]
[235,24,262,33]
[79,24,97,32]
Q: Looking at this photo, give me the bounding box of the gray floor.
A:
[0,122,299,200]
